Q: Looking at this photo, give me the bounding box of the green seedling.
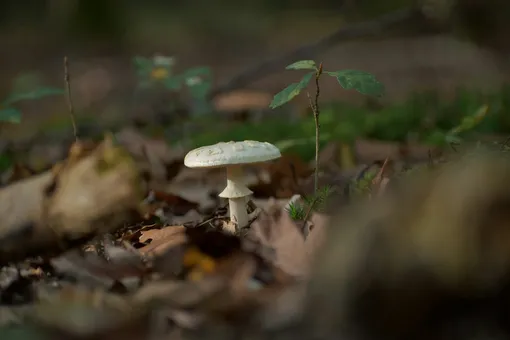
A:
[349,168,378,198]
[0,81,64,123]
[424,104,490,149]
[133,55,213,115]
[269,60,384,193]
[286,185,333,222]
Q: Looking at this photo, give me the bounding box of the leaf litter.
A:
[2,127,510,339]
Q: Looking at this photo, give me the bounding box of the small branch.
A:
[64,56,78,142]
[209,7,419,98]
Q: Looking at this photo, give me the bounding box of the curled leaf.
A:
[286,60,317,71]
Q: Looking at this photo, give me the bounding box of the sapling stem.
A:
[308,62,323,194]
[64,56,78,142]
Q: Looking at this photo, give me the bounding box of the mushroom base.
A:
[228,196,250,231]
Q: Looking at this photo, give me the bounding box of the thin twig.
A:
[64,56,78,142]
[209,7,418,98]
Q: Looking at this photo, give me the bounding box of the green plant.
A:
[132,55,213,116]
[269,60,384,193]
[286,185,333,222]
[0,75,64,123]
[349,168,378,198]
[434,104,489,149]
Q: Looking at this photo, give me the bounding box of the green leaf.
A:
[188,81,211,99]
[286,60,317,70]
[180,67,213,96]
[269,72,314,109]
[326,70,384,97]
[0,107,21,123]
[0,153,13,172]
[3,87,65,106]
[133,56,153,71]
[445,134,462,145]
[153,55,175,67]
[181,66,212,79]
[164,76,183,90]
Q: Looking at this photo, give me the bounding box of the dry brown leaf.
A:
[138,225,187,256]
[51,247,147,289]
[245,206,329,278]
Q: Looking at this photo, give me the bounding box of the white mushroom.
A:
[184,140,281,230]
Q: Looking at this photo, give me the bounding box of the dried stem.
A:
[64,56,78,142]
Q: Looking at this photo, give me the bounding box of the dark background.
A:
[1,0,510,142]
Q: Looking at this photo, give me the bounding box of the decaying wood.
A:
[0,137,144,265]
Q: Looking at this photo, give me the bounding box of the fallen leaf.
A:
[51,248,147,289]
[138,225,187,256]
[245,205,329,277]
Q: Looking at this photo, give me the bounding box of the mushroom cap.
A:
[184,140,281,168]
[212,90,272,112]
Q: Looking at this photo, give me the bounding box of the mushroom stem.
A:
[229,197,249,229]
[225,165,252,230]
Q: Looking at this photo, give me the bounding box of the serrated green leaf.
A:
[326,70,384,97]
[3,87,65,106]
[0,107,21,123]
[286,60,317,70]
[269,72,314,109]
